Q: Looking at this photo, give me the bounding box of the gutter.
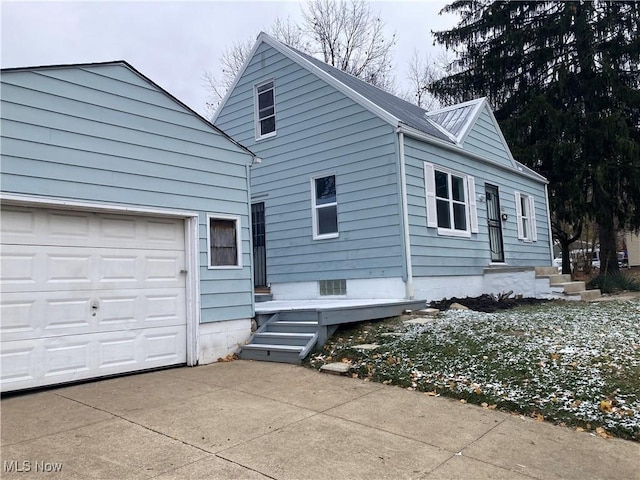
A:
[397,131,414,300]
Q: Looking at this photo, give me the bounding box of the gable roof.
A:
[1,60,257,159]
[277,43,455,143]
[213,32,547,184]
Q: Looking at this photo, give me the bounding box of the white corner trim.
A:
[185,216,201,366]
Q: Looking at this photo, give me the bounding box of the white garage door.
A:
[1,206,188,392]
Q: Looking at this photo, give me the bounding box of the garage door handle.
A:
[90,299,100,317]
[180,270,187,274]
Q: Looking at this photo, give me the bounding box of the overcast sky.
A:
[1,1,459,117]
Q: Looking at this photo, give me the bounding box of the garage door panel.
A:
[1,326,186,391]
[1,245,186,293]
[1,207,185,250]
[1,205,188,392]
[1,289,186,342]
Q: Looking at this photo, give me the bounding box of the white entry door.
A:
[1,206,188,392]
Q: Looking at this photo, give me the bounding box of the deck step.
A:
[250,332,315,346]
[240,344,305,363]
[242,344,304,352]
[255,293,273,303]
[266,321,319,334]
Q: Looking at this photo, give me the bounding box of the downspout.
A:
[544,184,554,265]
[397,131,414,299]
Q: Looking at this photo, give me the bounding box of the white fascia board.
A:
[426,97,486,116]
[455,98,487,145]
[210,32,266,124]
[259,33,401,129]
[482,102,519,169]
[397,123,549,185]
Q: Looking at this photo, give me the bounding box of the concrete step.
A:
[580,289,601,301]
[250,332,315,346]
[548,274,572,285]
[535,266,559,277]
[562,281,586,294]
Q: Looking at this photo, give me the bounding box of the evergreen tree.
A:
[431,1,640,275]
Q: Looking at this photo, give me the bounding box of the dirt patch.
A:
[428,294,550,313]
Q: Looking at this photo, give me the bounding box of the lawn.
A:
[306,299,640,441]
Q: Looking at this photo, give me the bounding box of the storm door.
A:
[251,202,267,287]
[485,184,505,262]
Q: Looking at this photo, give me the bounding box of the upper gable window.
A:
[255,80,276,140]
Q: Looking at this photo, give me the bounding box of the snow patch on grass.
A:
[308,300,640,440]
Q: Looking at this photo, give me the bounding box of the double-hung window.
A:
[207,214,242,268]
[515,192,537,242]
[254,80,276,139]
[311,174,338,239]
[424,162,478,237]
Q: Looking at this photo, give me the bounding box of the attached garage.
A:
[1,61,257,392]
[1,206,188,391]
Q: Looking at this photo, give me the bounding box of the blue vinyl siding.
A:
[216,43,404,284]
[404,136,551,276]
[1,64,254,323]
[462,106,514,168]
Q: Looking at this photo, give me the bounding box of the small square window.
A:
[208,215,241,268]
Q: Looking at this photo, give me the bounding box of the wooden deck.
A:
[243,298,427,363]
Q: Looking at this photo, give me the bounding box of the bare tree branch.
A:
[204,0,398,114]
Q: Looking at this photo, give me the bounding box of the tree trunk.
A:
[598,222,619,275]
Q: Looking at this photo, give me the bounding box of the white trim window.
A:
[424,162,478,237]
[311,174,338,240]
[515,192,537,242]
[207,214,242,268]
[254,80,276,139]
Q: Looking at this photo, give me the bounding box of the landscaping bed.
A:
[305,298,640,441]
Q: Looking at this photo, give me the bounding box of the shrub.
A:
[588,272,640,293]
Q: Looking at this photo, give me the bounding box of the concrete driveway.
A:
[1,360,638,479]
